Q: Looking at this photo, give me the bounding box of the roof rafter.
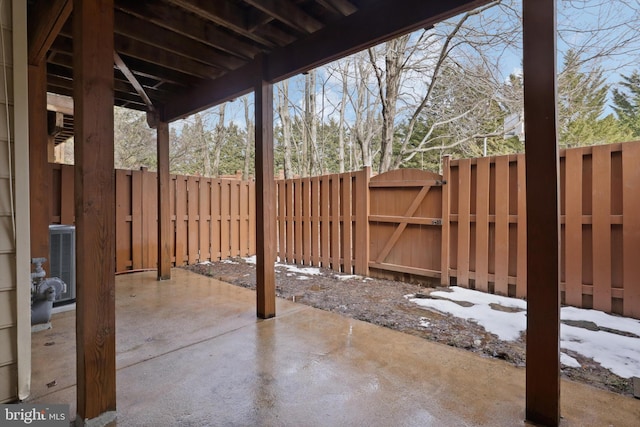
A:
[114,0,260,60]
[243,0,323,34]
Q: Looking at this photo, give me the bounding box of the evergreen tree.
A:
[557,50,628,147]
[612,70,640,138]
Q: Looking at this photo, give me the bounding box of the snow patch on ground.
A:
[276,263,322,276]
[334,274,361,281]
[408,286,640,378]
[560,352,581,368]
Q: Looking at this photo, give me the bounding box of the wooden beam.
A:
[317,0,358,16]
[164,0,488,121]
[166,0,276,47]
[46,93,74,116]
[73,0,117,424]
[157,117,172,280]
[28,62,51,270]
[243,0,323,33]
[255,57,276,319]
[523,0,561,425]
[28,0,72,65]
[114,51,154,112]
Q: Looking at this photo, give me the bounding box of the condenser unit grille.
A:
[49,225,76,305]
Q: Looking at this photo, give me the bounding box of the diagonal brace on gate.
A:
[374,184,434,263]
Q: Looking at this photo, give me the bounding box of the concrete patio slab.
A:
[27,269,640,426]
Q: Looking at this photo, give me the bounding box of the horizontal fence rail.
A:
[48,140,640,319]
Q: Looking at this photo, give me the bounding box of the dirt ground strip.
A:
[185,258,634,397]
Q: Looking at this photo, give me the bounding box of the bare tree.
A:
[242,95,254,180]
[210,103,227,176]
[276,81,294,178]
[349,52,381,169]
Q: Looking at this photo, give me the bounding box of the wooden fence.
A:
[275,169,369,275]
[50,164,255,271]
[48,140,640,319]
[446,142,640,319]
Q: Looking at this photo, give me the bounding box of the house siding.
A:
[0,0,30,403]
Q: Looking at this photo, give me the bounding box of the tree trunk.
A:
[277,81,294,178]
[242,96,254,180]
[211,104,226,176]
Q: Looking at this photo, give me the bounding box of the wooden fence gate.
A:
[368,169,444,282]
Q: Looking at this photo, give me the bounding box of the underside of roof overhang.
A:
[29,0,491,123]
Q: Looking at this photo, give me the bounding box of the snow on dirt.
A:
[408,286,640,378]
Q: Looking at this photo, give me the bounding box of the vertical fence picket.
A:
[175,176,187,266]
[143,170,158,269]
[516,154,527,298]
[60,164,74,224]
[285,180,294,263]
[240,181,249,257]
[249,181,256,256]
[302,179,312,265]
[331,174,341,272]
[475,157,490,291]
[277,180,285,261]
[354,168,370,276]
[592,145,612,312]
[170,175,177,265]
[294,178,303,263]
[457,159,471,287]
[131,169,143,270]
[494,156,510,295]
[220,180,230,259]
[187,176,199,264]
[623,142,640,318]
[199,178,211,261]
[115,170,129,271]
[565,149,583,306]
[441,157,451,286]
[210,179,221,260]
[230,181,240,258]
[342,173,353,273]
[321,175,331,268]
[311,176,321,266]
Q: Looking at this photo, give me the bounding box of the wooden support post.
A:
[73,0,117,424]
[255,57,276,319]
[28,62,50,268]
[157,118,171,279]
[523,0,561,425]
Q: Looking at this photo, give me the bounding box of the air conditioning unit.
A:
[49,225,76,306]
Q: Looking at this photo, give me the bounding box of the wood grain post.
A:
[157,119,171,280]
[73,0,117,423]
[28,62,50,269]
[523,0,561,425]
[255,57,276,319]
